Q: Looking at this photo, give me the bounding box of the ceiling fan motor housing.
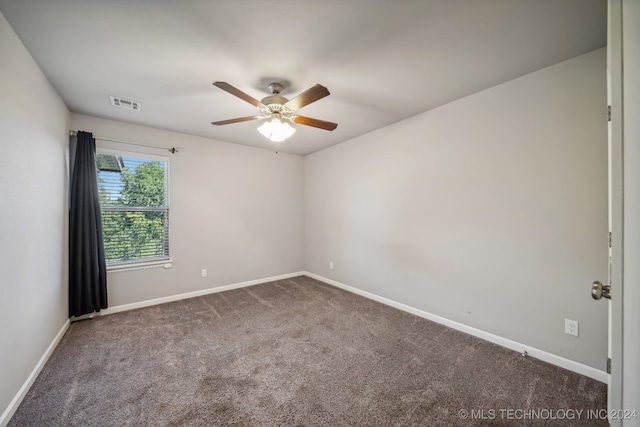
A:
[261,91,292,119]
[261,95,288,106]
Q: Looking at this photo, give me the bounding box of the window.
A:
[96,149,170,269]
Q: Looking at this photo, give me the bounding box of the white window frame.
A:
[96,148,172,272]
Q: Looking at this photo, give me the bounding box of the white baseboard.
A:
[0,319,70,427]
[304,272,608,383]
[98,271,306,316]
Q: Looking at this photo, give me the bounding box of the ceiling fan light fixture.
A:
[257,116,296,143]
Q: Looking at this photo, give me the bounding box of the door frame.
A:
[618,0,640,423]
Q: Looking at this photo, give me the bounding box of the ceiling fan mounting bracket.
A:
[268,82,284,95]
[258,77,291,94]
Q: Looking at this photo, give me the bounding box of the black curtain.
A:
[69,131,107,317]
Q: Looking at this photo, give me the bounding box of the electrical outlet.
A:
[329,262,334,269]
[201,269,207,278]
[565,319,579,337]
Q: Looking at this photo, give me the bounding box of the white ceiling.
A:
[0,0,606,155]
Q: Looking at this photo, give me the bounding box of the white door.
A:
[607,1,640,425]
[605,0,623,424]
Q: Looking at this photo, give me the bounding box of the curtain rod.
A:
[69,131,178,154]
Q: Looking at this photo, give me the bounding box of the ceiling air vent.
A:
[109,95,141,111]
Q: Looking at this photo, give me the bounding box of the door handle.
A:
[591,281,611,300]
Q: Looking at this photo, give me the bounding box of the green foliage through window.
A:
[96,153,169,265]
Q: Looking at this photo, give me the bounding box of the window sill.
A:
[107,259,173,273]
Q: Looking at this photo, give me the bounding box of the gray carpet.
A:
[9,276,606,426]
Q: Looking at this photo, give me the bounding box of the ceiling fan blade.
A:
[213,81,264,108]
[211,115,262,126]
[284,84,330,111]
[291,115,338,131]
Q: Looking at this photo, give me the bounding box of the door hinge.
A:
[608,231,612,248]
[608,105,612,122]
[607,358,611,374]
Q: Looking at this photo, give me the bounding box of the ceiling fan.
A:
[211,81,338,142]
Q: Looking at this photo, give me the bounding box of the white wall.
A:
[305,48,608,370]
[70,114,304,307]
[0,11,70,422]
